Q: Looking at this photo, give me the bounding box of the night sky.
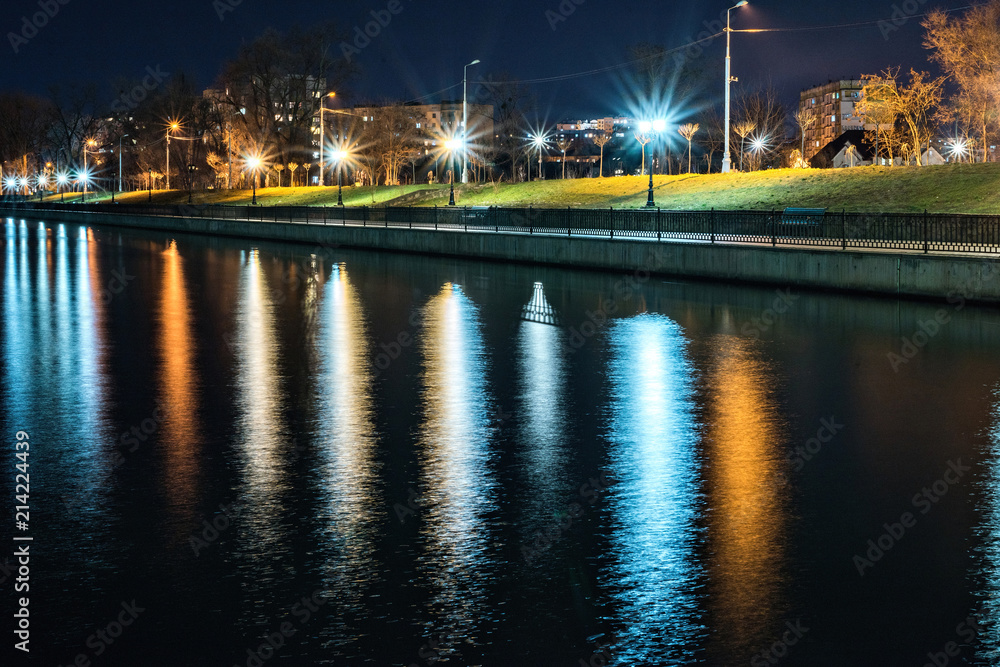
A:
[0,0,972,119]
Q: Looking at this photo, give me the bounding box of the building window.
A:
[831,115,837,122]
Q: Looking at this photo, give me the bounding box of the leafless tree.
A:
[593,132,612,177]
[678,123,700,174]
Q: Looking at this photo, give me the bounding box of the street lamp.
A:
[445,139,460,205]
[318,91,336,187]
[82,138,96,201]
[721,0,748,174]
[331,150,347,205]
[462,59,480,184]
[36,174,47,202]
[166,121,179,190]
[56,172,68,202]
[639,119,667,207]
[532,134,548,181]
[247,156,262,205]
[118,133,130,195]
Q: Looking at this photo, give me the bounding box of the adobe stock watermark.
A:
[885,255,1000,372]
[232,590,329,667]
[545,0,587,31]
[921,615,983,667]
[213,0,244,21]
[521,470,615,565]
[561,247,667,354]
[56,600,145,667]
[110,66,170,113]
[339,0,410,62]
[101,265,137,304]
[749,619,810,666]
[879,0,931,41]
[852,458,970,576]
[787,417,843,471]
[740,288,800,339]
[7,0,72,54]
[189,501,244,556]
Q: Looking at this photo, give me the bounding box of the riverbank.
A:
[39,162,1000,213]
[5,206,999,304]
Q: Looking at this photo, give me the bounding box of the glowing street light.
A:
[947,139,969,162]
[166,120,180,190]
[722,0,749,174]
[532,134,549,181]
[57,172,68,201]
[246,155,262,205]
[318,91,336,187]
[331,149,348,205]
[748,134,769,170]
[445,139,461,206]
[36,174,48,201]
[83,138,97,201]
[639,119,668,207]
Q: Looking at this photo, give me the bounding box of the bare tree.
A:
[793,108,813,159]
[733,121,756,171]
[924,2,1000,161]
[593,132,612,177]
[633,131,652,176]
[678,123,700,174]
[556,138,571,179]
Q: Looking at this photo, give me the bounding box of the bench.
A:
[782,207,826,224]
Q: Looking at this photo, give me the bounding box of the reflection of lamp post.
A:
[462,59,480,184]
[445,139,460,206]
[722,0,748,174]
[318,91,336,187]
[639,119,666,207]
[331,150,347,205]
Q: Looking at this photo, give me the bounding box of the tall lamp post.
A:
[166,121,179,190]
[331,150,347,205]
[82,138,96,202]
[57,173,68,202]
[318,92,336,187]
[532,134,547,181]
[721,0,748,174]
[118,133,129,195]
[462,59,480,184]
[247,156,261,205]
[445,139,460,206]
[639,119,667,207]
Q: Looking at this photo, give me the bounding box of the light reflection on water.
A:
[4,220,1000,664]
[602,314,705,665]
[158,240,202,535]
[311,262,381,616]
[700,335,789,656]
[976,388,1000,662]
[232,248,294,605]
[415,282,497,655]
[516,282,570,551]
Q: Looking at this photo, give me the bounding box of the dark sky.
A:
[0,0,971,120]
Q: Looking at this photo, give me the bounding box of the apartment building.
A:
[799,80,865,159]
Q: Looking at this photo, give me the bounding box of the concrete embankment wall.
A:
[5,208,999,304]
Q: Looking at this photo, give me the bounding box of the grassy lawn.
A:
[39,162,1000,214]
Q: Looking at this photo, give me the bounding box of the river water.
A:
[2,217,1000,666]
